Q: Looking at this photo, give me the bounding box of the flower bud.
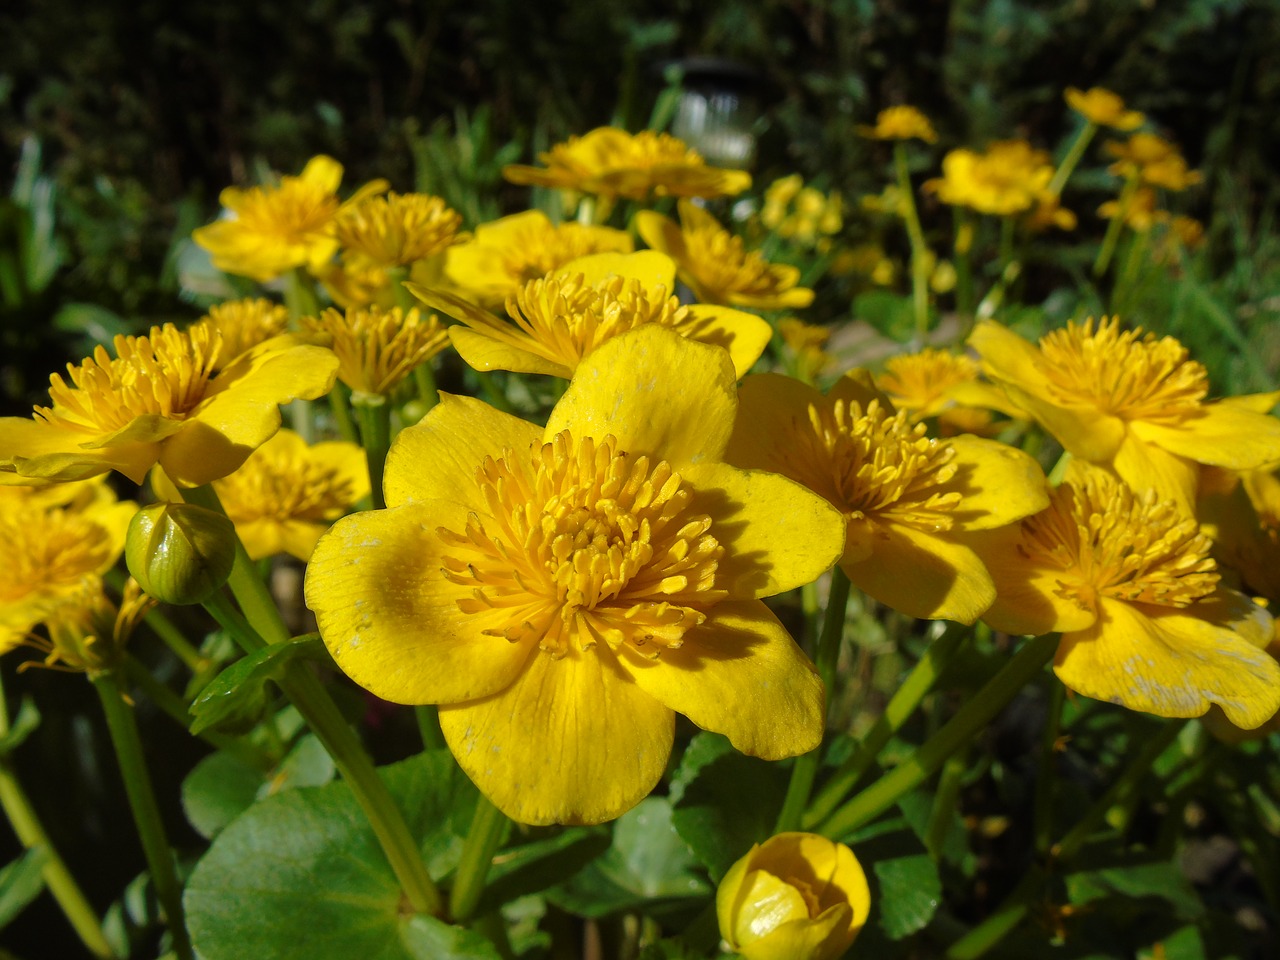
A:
[717,832,870,960]
[126,503,236,604]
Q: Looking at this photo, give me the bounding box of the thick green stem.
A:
[0,681,116,959]
[818,633,1058,840]
[775,569,850,833]
[1047,122,1097,198]
[1110,226,1150,316]
[416,706,446,751]
[894,142,931,343]
[328,383,359,444]
[449,795,510,922]
[804,623,967,829]
[1093,173,1138,279]
[284,267,322,321]
[353,396,392,511]
[92,671,194,960]
[925,747,968,860]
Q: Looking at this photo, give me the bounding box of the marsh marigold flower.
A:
[503,127,751,201]
[973,463,1280,728]
[303,306,448,398]
[0,325,338,486]
[636,201,815,310]
[717,832,870,960]
[969,317,1280,514]
[1199,461,1280,603]
[876,348,1025,435]
[304,326,844,824]
[858,105,938,143]
[335,191,463,268]
[1106,134,1202,191]
[441,210,633,308]
[1098,186,1167,232]
[925,141,1056,216]
[193,156,387,282]
[1064,87,1144,131]
[412,250,772,379]
[191,298,290,370]
[725,372,1049,623]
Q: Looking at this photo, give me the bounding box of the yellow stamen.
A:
[879,349,980,414]
[0,510,117,605]
[192,299,289,370]
[305,306,448,397]
[335,192,462,267]
[217,449,358,524]
[437,432,726,657]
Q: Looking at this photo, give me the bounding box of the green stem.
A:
[1110,227,1149,317]
[1093,172,1138,279]
[925,747,968,860]
[416,705,446,751]
[328,383,359,444]
[775,569,850,833]
[353,396,392,511]
[818,633,1057,840]
[1032,682,1065,857]
[91,671,194,960]
[895,142,931,343]
[0,681,116,959]
[803,623,967,829]
[953,208,975,330]
[1047,122,1097,198]
[284,267,322,321]
[449,795,510,923]
[412,364,439,414]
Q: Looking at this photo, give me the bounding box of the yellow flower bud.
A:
[126,503,236,605]
[717,832,870,960]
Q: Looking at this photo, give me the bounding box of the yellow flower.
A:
[1106,134,1202,191]
[1169,215,1205,250]
[503,127,751,201]
[316,254,394,310]
[0,325,339,486]
[1064,87,1144,131]
[303,306,448,399]
[973,463,1280,728]
[764,182,844,249]
[717,832,870,960]
[968,318,1280,514]
[335,191,463,268]
[192,156,388,282]
[761,175,804,229]
[304,327,844,824]
[636,200,814,310]
[191,298,290,370]
[1098,186,1168,232]
[440,210,633,308]
[858,105,938,143]
[925,141,1056,216]
[876,347,1025,435]
[1199,462,1280,603]
[777,318,833,383]
[0,484,135,657]
[411,251,772,380]
[725,372,1049,623]
[40,579,154,674]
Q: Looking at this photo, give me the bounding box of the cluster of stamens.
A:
[1,507,118,606]
[878,349,981,415]
[683,217,787,298]
[502,223,627,285]
[227,175,339,241]
[437,432,726,657]
[218,451,357,524]
[335,192,462,267]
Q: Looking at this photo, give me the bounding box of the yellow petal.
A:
[939,435,1049,530]
[1055,598,1280,728]
[383,393,542,509]
[1130,403,1280,471]
[1110,432,1198,515]
[300,155,344,193]
[0,418,161,484]
[305,501,537,704]
[678,305,773,378]
[438,644,674,825]
[447,327,571,378]
[725,374,824,476]
[730,284,815,311]
[840,524,996,623]
[553,250,676,292]
[964,525,1098,636]
[730,870,810,945]
[634,210,686,261]
[546,326,736,467]
[680,462,844,598]
[615,600,824,761]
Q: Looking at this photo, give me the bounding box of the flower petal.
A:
[964,525,1098,636]
[840,524,995,623]
[634,210,687,262]
[614,599,823,760]
[937,435,1049,529]
[383,393,542,509]
[681,461,844,598]
[725,374,825,477]
[553,250,676,291]
[1130,403,1280,471]
[438,644,674,825]
[546,325,736,466]
[1111,432,1198,515]
[678,306,772,378]
[305,500,536,704]
[448,327,572,377]
[1054,598,1280,728]
[300,155,344,193]
[0,418,161,484]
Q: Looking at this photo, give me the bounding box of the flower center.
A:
[792,398,961,530]
[1038,317,1207,422]
[0,509,117,604]
[878,349,980,414]
[35,325,220,436]
[437,432,726,657]
[683,222,777,297]
[218,454,357,524]
[1019,470,1218,609]
[232,178,339,242]
[503,224,623,285]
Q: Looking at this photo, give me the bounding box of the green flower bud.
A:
[126,503,236,605]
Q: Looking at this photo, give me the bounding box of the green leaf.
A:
[852,823,940,940]
[399,915,502,959]
[0,698,40,757]
[1065,860,1204,921]
[670,736,788,881]
[185,750,480,960]
[189,635,328,735]
[0,848,48,929]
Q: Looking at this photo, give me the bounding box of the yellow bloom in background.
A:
[335,191,463,268]
[440,210,633,308]
[761,180,844,250]
[777,317,833,383]
[303,306,448,399]
[876,347,1025,435]
[0,325,338,486]
[1098,186,1168,232]
[0,484,135,657]
[154,430,368,561]
[503,127,751,201]
[411,250,772,379]
[725,372,1049,623]
[1064,87,1144,131]
[717,832,870,960]
[305,327,843,824]
[636,200,815,310]
[761,174,804,228]
[190,298,290,370]
[1106,133,1202,191]
[858,105,938,143]
[40,579,154,674]
[316,253,394,310]
[925,140,1056,216]
[1199,463,1280,603]
[969,318,1280,513]
[973,463,1280,728]
[192,156,388,282]
[1025,194,1077,232]
[1170,215,1205,250]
